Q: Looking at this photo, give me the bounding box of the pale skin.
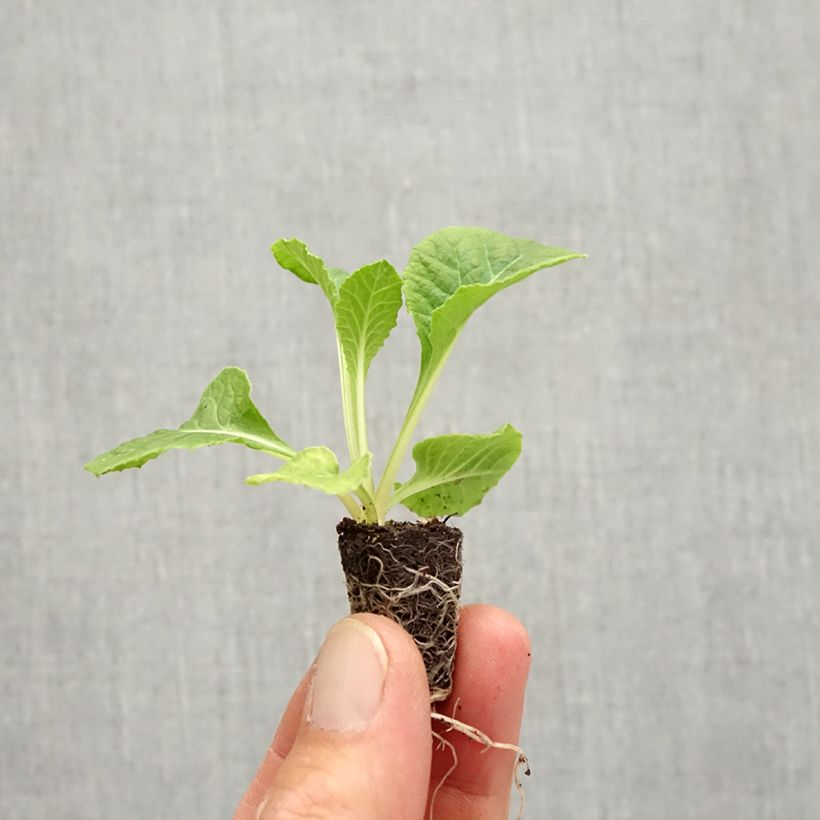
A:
[234,604,532,820]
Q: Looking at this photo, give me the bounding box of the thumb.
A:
[257,614,433,820]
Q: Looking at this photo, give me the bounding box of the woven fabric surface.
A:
[2,2,819,817]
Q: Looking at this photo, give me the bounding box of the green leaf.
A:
[246,447,372,495]
[272,240,401,369]
[373,228,583,518]
[333,260,403,464]
[403,227,585,372]
[84,367,293,476]
[272,238,349,303]
[273,238,402,472]
[392,424,522,517]
[335,260,403,382]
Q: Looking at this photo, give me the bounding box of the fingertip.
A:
[458,604,532,675]
[460,603,530,642]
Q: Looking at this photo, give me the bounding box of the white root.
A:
[429,709,530,820]
[429,728,458,820]
[345,547,463,702]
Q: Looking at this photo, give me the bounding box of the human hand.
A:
[234,604,531,819]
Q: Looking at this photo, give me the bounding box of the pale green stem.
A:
[353,353,368,456]
[338,492,363,520]
[353,356,379,505]
[373,351,452,523]
[356,485,378,521]
[337,342,358,463]
[337,342,377,521]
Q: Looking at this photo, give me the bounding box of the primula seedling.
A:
[86,226,584,816]
[86,227,583,530]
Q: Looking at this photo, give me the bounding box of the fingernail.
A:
[308,618,388,732]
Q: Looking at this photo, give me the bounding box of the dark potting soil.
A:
[336,517,463,702]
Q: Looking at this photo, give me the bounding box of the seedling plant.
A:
[86,226,584,816]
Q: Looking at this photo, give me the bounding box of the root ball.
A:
[337,518,463,701]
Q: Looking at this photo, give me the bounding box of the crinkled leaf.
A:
[335,260,403,381]
[272,238,351,303]
[246,447,371,495]
[403,227,585,372]
[392,424,522,517]
[84,367,293,476]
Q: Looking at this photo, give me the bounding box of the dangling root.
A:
[428,707,530,820]
[429,728,458,819]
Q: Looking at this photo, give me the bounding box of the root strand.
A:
[430,711,529,820]
[428,729,458,820]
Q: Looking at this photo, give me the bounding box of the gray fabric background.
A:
[2,1,819,818]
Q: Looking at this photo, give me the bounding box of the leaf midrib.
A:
[395,463,508,500]
[182,425,292,456]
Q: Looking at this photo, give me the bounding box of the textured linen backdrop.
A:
[2,2,819,818]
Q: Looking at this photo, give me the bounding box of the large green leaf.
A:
[85,367,293,476]
[391,424,522,517]
[335,260,403,381]
[403,227,585,372]
[246,447,371,495]
[373,229,583,516]
[373,228,583,515]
